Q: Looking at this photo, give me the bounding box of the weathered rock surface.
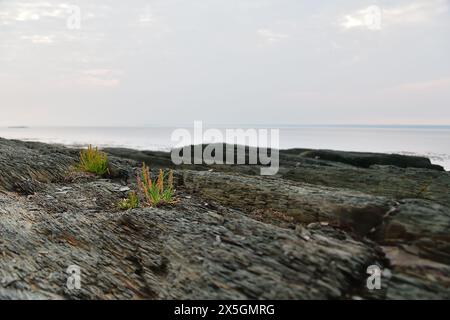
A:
[181,170,394,235]
[106,145,450,207]
[0,188,383,299]
[382,199,450,264]
[1,138,449,299]
[294,149,445,171]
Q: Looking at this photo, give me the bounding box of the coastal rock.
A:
[181,170,394,235]
[295,149,445,171]
[0,138,76,193]
[105,145,450,207]
[0,138,449,299]
[382,199,450,264]
[382,246,450,299]
[0,188,384,299]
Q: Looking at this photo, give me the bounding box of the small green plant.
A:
[118,191,140,210]
[78,145,109,176]
[137,163,175,207]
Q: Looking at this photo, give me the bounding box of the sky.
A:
[1,0,449,126]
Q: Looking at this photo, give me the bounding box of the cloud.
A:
[0,2,70,23]
[139,5,154,25]
[83,69,118,77]
[21,35,54,44]
[390,77,450,93]
[341,5,382,31]
[341,0,449,31]
[383,0,449,25]
[78,77,121,88]
[0,2,101,26]
[57,69,122,88]
[257,29,289,44]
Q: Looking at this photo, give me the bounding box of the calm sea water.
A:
[1,126,449,170]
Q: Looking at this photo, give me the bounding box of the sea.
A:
[1,125,449,170]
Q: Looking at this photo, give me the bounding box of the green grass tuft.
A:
[118,191,140,210]
[77,145,109,176]
[137,163,175,207]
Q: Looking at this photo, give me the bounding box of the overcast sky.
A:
[1,0,449,126]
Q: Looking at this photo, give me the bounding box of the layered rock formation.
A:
[0,138,449,299]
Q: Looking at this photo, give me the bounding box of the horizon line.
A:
[2,124,450,129]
